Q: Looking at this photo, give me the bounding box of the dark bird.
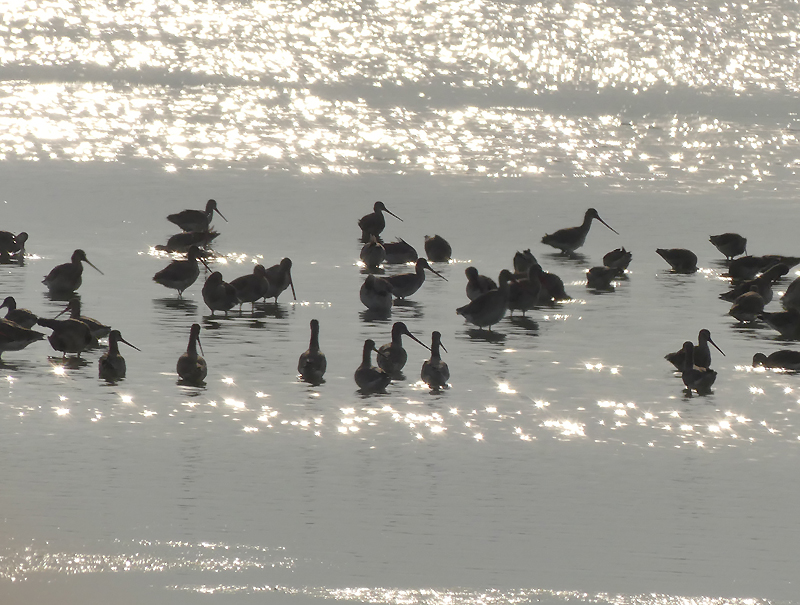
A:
[155,231,219,253]
[354,339,391,393]
[177,323,207,384]
[37,317,93,359]
[586,266,618,290]
[152,246,207,297]
[665,329,724,371]
[43,249,103,294]
[384,258,446,299]
[424,234,452,262]
[759,308,800,339]
[383,238,418,264]
[202,271,238,317]
[719,263,788,304]
[167,199,227,232]
[421,331,449,391]
[360,274,394,313]
[58,297,111,340]
[0,296,37,328]
[457,269,512,330]
[0,319,45,360]
[508,265,542,316]
[465,266,497,301]
[230,264,270,311]
[656,248,698,273]
[99,330,140,381]
[298,319,326,384]
[709,233,747,260]
[752,350,800,371]
[602,247,632,274]
[358,201,402,241]
[681,341,717,395]
[542,208,618,255]
[377,321,430,376]
[263,258,296,302]
[360,235,386,271]
[512,249,537,276]
[728,286,765,323]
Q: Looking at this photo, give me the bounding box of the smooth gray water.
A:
[1,1,800,603]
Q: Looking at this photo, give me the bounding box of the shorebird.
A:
[539,267,572,303]
[457,269,512,330]
[512,249,537,276]
[759,308,800,339]
[728,286,765,322]
[263,258,296,302]
[37,316,93,359]
[0,319,45,359]
[665,329,724,371]
[298,319,326,384]
[152,246,207,297]
[541,208,618,255]
[43,249,103,294]
[719,263,788,304]
[752,350,800,371]
[202,271,238,317]
[424,234,452,262]
[354,338,391,393]
[177,323,207,384]
[383,238,418,264]
[167,199,227,232]
[421,331,449,391]
[781,276,800,311]
[709,233,747,260]
[465,266,497,301]
[384,258,446,299]
[376,321,430,376]
[0,296,37,329]
[57,297,110,340]
[681,341,717,395]
[358,201,402,241]
[602,247,632,274]
[360,235,386,271]
[586,266,618,290]
[155,231,219,254]
[0,231,27,259]
[98,330,140,381]
[656,248,698,273]
[360,274,393,313]
[508,265,542,316]
[230,264,270,311]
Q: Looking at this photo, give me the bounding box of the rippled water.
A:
[1,1,800,604]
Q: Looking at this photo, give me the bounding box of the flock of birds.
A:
[1,199,799,396]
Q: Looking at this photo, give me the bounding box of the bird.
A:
[465,266,497,301]
[759,308,800,339]
[709,233,747,260]
[0,296,37,328]
[42,249,103,294]
[202,271,238,316]
[725,255,773,281]
[358,201,402,241]
[360,274,394,313]
[167,199,227,232]
[665,329,724,371]
[177,323,207,384]
[656,248,698,273]
[586,266,618,290]
[230,264,270,311]
[0,231,27,262]
[719,263,788,304]
[298,319,326,384]
[57,297,111,340]
[541,208,618,255]
[602,247,632,274]
[152,246,207,297]
[728,286,765,322]
[424,234,452,262]
[538,266,572,303]
[263,258,296,302]
[508,265,542,316]
[383,238,418,264]
[98,330,140,381]
[421,331,449,391]
[0,319,45,360]
[680,341,717,395]
[512,249,537,276]
[354,338,391,393]
[457,269,512,330]
[360,235,386,271]
[377,321,430,376]
[781,276,800,311]
[37,316,93,359]
[155,231,219,254]
[752,350,800,371]
[384,258,447,299]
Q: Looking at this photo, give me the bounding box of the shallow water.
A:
[2,1,800,604]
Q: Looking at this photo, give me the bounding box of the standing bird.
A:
[177,323,207,384]
[0,231,26,255]
[709,233,747,260]
[465,266,497,301]
[354,339,391,393]
[376,321,430,376]
[539,266,572,303]
[421,331,449,391]
[230,264,270,311]
[37,316,93,359]
[155,230,220,253]
[57,297,111,340]
[98,330,140,381]
[298,319,326,384]
[728,286,765,323]
[167,199,227,232]
[719,263,789,304]
[360,274,394,313]
[263,258,296,302]
[43,249,103,294]
[457,269,513,330]
[153,246,207,297]
[358,201,402,241]
[752,350,800,371]
[759,308,800,340]
[586,266,618,290]
[384,258,447,299]
[665,329,724,371]
[508,265,542,316]
[541,208,618,255]
[781,276,800,312]
[0,319,45,360]
[424,234,452,262]
[656,248,698,273]
[681,341,717,395]
[0,296,37,329]
[513,249,538,275]
[202,271,238,317]
[360,235,386,271]
[603,247,632,274]
[383,238,418,264]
